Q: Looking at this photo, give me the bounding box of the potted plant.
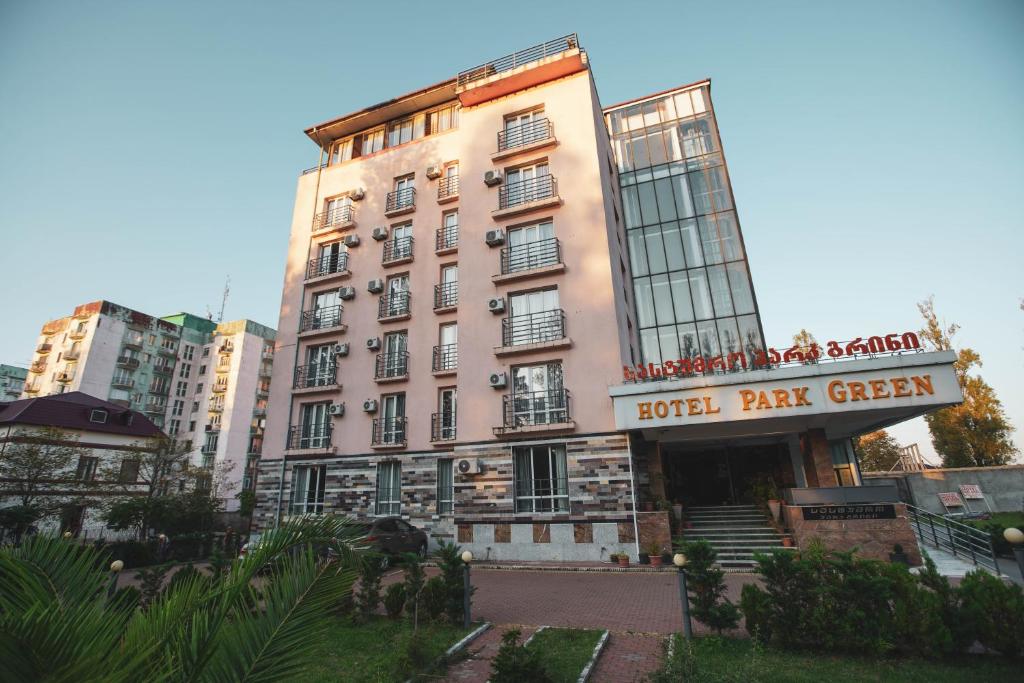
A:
[889,543,910,566]
[646,542,663,567]
[781,535,794,548]
[617,552,630,568]
[638,550,650,565]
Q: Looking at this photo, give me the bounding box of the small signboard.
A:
[801,504,897,521]
[938,492,964,508]
[959,485,983,500]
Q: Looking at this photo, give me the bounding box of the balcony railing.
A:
[56,372,74,384]
[385,187,416,214]
[500,237,562,274]
[153,364,174,376]
[371,417,407,447]
[64,349,80,360]
[498,118,553,152]
[431,413,457,442]
[218,343,234,354]
[158,346,177,356]
[433,342,458,372]
[208,403,224,414]
[434,282,458,310]
[375,352,409,380]
[287,424,332,450]
[24,382,41,394]
[500,389,572,430]
[498,175,557,210]
[123,335,144,349]
[378,292,411,319]
[502,309,567,347]
[435,224,458,252]
[144,402,165,414]
[294,362,338,389]
[438,175,459,200]
[312,205,354,232]
[30,360,47,373]
[36,344,52,354]
[212,382,228,394]
[111,377,134,389]
[306,252,349,280]
[148,384,170,396]
[259,364,273,378]
[457,33,580,88]
[69,328,88,340]
[299,304,343,332]
[116,356,140,369]
[382,236,414,264]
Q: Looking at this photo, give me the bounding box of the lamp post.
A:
[157,533,169,563]
[107,560,124,600]
[673,553,693,639]
[62,531,73,540]
[1004,527,1024,578]
[461,550,473,629]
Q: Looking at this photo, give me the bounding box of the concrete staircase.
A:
[681,505,792,569]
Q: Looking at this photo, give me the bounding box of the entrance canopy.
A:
[609,351,961,444]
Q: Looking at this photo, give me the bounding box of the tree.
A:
[918,297,1017,467]
[855,431,903,472]
[681,539,740,634]
[103,490,222,541]
[101,436,195,499]
[0,426,84,511]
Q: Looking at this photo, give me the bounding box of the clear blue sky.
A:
[2,0,1021,460]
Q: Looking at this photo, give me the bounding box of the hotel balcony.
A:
[293,362,339,393]
[69,328,88,341]
[36,343,52,355]
[435,225,458,255]
[371,417,407,449]
[378,292,411,322]
[374,352,409,383]
[431,344,457,376]
[433,282,458,313]
[382,236,414,267]
[437,175,459,204]
[312,205,355,234]
[497,309,571,356]
[305,252,350,283]
[494,389,575,436]
[298,304,346,336]
[494,237,564,284]
[286,424,333,452]
[456,34,585,107]
[29,360,47,374]
[212,382,229,394]
[431,413,457,443]
[493,118,556,162]
[385,187,416,217]
[494,175,561,220]
[116,356,140,370]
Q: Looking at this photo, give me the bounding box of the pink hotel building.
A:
[254,35,961,563]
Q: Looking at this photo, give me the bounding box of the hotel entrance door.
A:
[661,443,794,507]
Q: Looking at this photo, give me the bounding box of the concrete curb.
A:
[465,563,758,576]
[577,629,610,683]
[404,621,491,683]
[523,625,547,646]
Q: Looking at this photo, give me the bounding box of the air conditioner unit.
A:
[366,337,381,351]
[488,372,507,388]
[484,170,503,187]
[362,399,378,413]
[343,234,360,248]
[367,279,384,293]
[338,286,356,300]
[333,343,350,357]
[371,226,388,241]
[328,402,345,416]
[349,188,365,201]
[457,458,483,475]
[487,297,505,314]
[484,229,506,246]
[426,165,442,180]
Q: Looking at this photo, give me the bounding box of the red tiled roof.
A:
[0,392,165,438]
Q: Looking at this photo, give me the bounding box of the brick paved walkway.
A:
[591,632,665,683]
[442,624,537,682]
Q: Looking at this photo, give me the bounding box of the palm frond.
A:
[0,535,109,614]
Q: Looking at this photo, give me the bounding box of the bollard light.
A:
[461,550,473,629]
[106,560,124,600]
[1003,527,1024,546]
[673,553,687,568]
[158,533,167,541]
[110,560,125,573]
[461,550,473,564]
[673,552,693,639]
[62,531,73,539]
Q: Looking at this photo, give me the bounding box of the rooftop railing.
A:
[457,34,580,88]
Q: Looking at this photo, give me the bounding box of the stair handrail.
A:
[905,503,1000,575]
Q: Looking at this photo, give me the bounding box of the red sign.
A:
[938,492,963,507]
[959,485,984,500]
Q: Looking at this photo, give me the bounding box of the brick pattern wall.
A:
[782,503,923,566]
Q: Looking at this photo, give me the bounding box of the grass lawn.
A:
[527,627,604,683]
[677,637,1022,682]
[298,616,473,682]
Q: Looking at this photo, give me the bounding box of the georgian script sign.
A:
[959,485,984,500]
[938,492,963,507]
[802,505,897,521]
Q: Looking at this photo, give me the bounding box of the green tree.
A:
[854,430,903,472]
[681,539,740,634]
[0,426,84,510]
[918,297,1017,467]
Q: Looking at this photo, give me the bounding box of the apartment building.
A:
[0,365,27,401]
[254,35,961,563]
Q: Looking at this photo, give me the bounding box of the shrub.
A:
[105,540,156,569]
[135,563,170,608]
[166,564,210,594]
[435,542,473,625]
[402,551,426,624]
[739,583,772,643]
[384,583,406,620]
[957,569,1024,657]
[916,555,975,652]
[393,628,432,679]
[421,576,447,622]
[646,635,762,683]
[113,585,142,610]
[354,553,385,622]
[681,540,739,634]
[490,628,553,683]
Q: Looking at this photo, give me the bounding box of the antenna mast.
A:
[218,276,230,322]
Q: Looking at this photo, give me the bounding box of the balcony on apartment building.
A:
[293,362,339,393]
[212,380,229,394]
[144,401,165,415]
[495,175,561,221]
[117,355,140,370]
[64,348,81,361]
[208,402,224,414]
[437,175,459,203]
[435,224,458,255]
[24,381,41,394]
[494,388,574,436]
[306,252,350,283]
[29,360,47,374]
[123,334,144,350]
[497,309,571,356]
[205,423,221,433]
[385,187,416,217]
[68,328,88,341]
[256,381,271,397]
[371,417,407,449]
[36,343,52,355]
[253,405,267,418]
[215,358,232,373]
[456,33,585,107]
[153,363,174,376]
[374,352,409,383]
[382,236,414,267]
[42,321,64,336]
[495,237,564,284]
[259,364,273,379]
[247,439,263,457]
[377,292,411,322]
[430,413,456,443]
[56,370,75,384]
[148,383,170,396]
[299,304,346,336]
[286,424,332,451]
[219,341,234,354]
[111,377,134,390]
[494,118,556,161]
[433,282,458,313]
[158,345,177,357]
[312,205,355,234]
[431,344,457,376]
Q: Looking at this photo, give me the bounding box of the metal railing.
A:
[436,224,458,252]
[514,477,570,513]
[382,236,414,264]
[148,383,169,396]
[378,292,411,319]
[64,349,80,360]
[372,416,407,446]
[457,34,580,88]
[212,382,228,394]
[375,352,409,380]
[29,360,47,373]
[294,362,338,389]
[312,205,354,232]
[438,175,459,199]
[111,377,134,389]
[116,356,140,369]
[432,344,457,372]
[69,328,87,340]
[500,389,571,430]
[502,309,566,347]
[36,344,52,354]
[306,252,349,280]
[500,237,562,274]
[144,402,165,414]
[153,364,174,375]
[498,175,557,210]
[434,281,458,310]
[208,403,224,413]
[301,162,328,175]
[498,118,553,152]
[287,423,332,450]
[299,304,343,332]
[907,504,1000,574]
[431,413,457,441]
[386,187,416,213]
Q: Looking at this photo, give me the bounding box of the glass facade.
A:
[606,85,764,368]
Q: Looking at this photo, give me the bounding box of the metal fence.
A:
[907,504,1000,574]
[457,34,580,87]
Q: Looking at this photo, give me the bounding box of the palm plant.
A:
[0,515,364,682]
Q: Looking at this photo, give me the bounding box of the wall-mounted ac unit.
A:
[362,399,378,412]
[426,165,442,180]
[488,372,507,388]
[366,337,381,351]
[349,188,365,201]
[367,279,384,293]
[371,226,388,241]
[343,234,360,248]
[484,170,503,187]
[485,229,505,246]
[333,343,349,357]
[328,403,345,416]
[457,458,483,475]
[338,286,356,300]
[487,297,505,314]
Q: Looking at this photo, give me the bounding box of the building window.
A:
[513,444,569,513]
[88,409,108,424]
[437,459,454,515]
[119,459,140,483]
[375,461,401,516]
[507,288,561,346]
[75,456,98,482]
[175,381,188,397]
[387,114,424,147]
[330,136,354,165]
[198,365,206,376]
[179,363,191,379]
[830,440,859,487]
[169,419,181,436]
[510,362,567,426]
[428,103,459,134]
[361,127,385,155]
[290,465,326,515]
[506,220,556,272]
[183,344,195,361]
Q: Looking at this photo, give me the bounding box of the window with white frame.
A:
[436,459,454,514]
[290,465,327,515]
[75,456,99,482]
[183,344,195,361]
[330,137,354,165]
[513,444,569,513]
[375,461,401,516]
[361,127,384,155]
